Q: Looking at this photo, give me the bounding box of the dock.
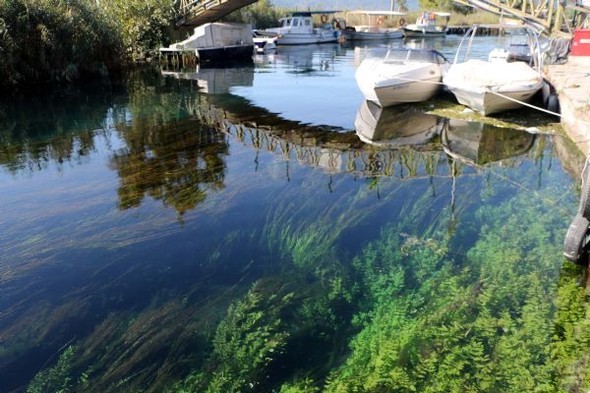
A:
[446,24,507,35]
[544,56,590,155]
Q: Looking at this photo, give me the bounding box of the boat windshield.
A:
[376,49,445,64]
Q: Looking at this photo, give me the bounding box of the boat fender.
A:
[579,157,590,218]
[321,14,328,24]
[563,213,590,264]
[545,94,559,114]
[399,18,406,26]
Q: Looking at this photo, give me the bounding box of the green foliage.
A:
[101,0,174,62]
[173,281,294,392]
[27,346,79,393]
[280,378,320,393]
[0,0,175,88]
[419,0,452,10]
[325,186,590,393]
[222,0,286,29]
[0,0,122,87]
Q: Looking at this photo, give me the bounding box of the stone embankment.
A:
[544,56,590,155]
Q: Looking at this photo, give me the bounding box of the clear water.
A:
[0,36,587,392]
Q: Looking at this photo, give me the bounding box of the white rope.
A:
[389,75,560,117]
[489,90,561,117]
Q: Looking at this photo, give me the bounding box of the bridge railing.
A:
[179,0,222,17]
[454,0,588,37]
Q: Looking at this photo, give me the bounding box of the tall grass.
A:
[0,0,174,90]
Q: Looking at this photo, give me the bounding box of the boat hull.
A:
[373,76,442,107]
[443,59,543,115]
[447,86,542,115]
[356,58,444,107]
[275,31,341,45]
[196,45,254,63]
[344,29,404,41]
[403,26,446,37]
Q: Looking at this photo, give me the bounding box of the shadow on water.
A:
[0,62,589,392]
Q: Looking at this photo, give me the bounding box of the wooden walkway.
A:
[176,0,258,27]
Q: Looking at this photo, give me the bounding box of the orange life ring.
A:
[399,18,406,26]
[320,14,328,24]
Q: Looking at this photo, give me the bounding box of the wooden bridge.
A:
[176,0,258,27]
[453,0,589,37]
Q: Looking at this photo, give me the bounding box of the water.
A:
[0,36,587,392]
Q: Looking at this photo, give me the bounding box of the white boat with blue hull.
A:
[262,11,342,45]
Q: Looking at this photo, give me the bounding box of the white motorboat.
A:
[403,11,450,37]
[342,10,406,41]
[355,100,444,146]
[252,30,278,53]
[443,26,544,116]
[262,11,342,45]
[355,47,449,108]
[159,23,254,63]
[487,27,538,64]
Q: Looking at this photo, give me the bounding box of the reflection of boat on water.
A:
[441,119,535,166]
[403,36,445,50]
[273,43,343,71]
[355,47,449,107]
[354,100,444,147]
[160,65,254,94]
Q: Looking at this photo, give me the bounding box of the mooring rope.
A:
[386,74,565,118]
[489,90,561,117]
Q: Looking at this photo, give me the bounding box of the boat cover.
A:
[445,59,541,88]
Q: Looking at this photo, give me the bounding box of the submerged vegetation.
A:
[17,100,590,391]
[0,67,585,392]
[0,5,588,390]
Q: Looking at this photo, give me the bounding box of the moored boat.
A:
[443,26,544,116]
[342,10,406,41]
[159,23,254,64]
[355,47,449,108]
[443,59,544,115]
[253,30,278,53]
[403,11,450,37]
[262,11,342,45]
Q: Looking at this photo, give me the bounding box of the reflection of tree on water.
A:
[0,86,114,173]
[110,117,228,216]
